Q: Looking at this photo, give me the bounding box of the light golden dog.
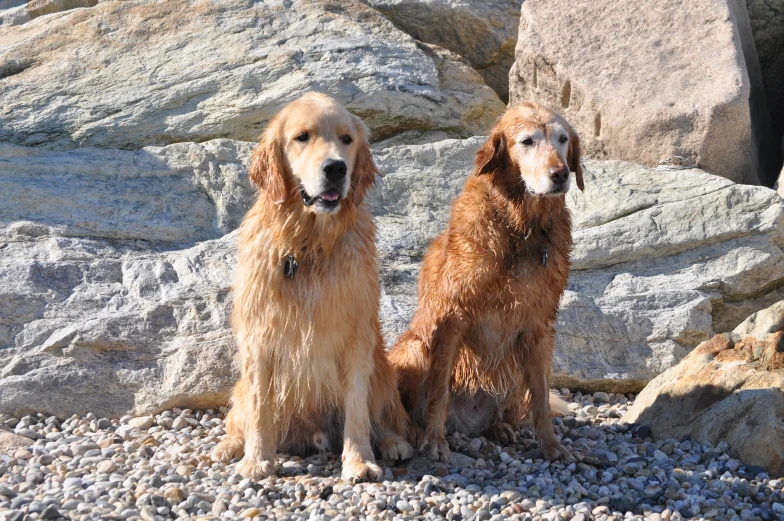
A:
[390,101,582,462]
[212,93,412,482]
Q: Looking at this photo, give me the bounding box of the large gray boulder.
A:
[0,141,254,417]
[509,0,781,186]
[0,0,503,150]
[3,138,784,416]
[0,141,256,243]
[371,137,484,340]
[361,0,523,102]
[0,232,238,418]
[558,161,784,391]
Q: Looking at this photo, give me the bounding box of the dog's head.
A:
[475,101,583,196]
[249,92,377,214]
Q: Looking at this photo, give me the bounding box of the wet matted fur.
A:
[212,93,411,482]
[390,101,582,462]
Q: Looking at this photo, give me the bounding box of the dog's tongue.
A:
[319,189,340,201]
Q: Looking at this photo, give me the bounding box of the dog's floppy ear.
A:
[567,125,584,191]
[249,116,290,204]
[475,129,508,176]
[349,115,378,207]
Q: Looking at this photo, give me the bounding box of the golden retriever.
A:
[389,101,582,462]
[212,92,412,482]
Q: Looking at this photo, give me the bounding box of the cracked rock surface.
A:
[0,0,503,150]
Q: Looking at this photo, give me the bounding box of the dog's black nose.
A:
[549,166,569,185]
[323,160,347,184]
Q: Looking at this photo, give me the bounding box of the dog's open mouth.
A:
[301,187,341,209]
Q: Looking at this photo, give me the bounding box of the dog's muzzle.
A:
[300,186,341,210]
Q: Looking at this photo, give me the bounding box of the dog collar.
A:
[283,254,298,278]
[540,235,550,267]
[520,225,551,267]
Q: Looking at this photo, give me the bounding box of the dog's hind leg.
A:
[376,429,413,461]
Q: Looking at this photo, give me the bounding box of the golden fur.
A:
[390,101,582,462]
[212,93,411,482]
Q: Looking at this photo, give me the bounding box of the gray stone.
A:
[733,300,784,336]
[556,160,784,391]
[362,0,523,101]
[0,140,256,244]
[371,137,484,342]
[509,0,781,185]
[0,229,238,417]
[0,0,502,150]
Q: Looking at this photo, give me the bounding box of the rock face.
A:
[622,328,784,476]
[362,0,522,102]
[0,140,254,417]
[509,0,781,186]
[0,0,503,150]
[4,135,784,416]
[0,141,256,243]
[0,231,239,418]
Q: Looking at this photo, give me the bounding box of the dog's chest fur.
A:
[450,204,572,395]
[472,225,569,345]
[233,207,379,412]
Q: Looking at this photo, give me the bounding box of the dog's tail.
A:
[549,390,570,417]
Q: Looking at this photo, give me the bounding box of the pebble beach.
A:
[1,391,782,521]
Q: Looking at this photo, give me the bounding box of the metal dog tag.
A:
[541,246,549,267]
[284,254,298,278]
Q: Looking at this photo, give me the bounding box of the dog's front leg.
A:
[523,327,573,462]
[236,364,277,480]
[341,330,383,483]
[420,318,464,462]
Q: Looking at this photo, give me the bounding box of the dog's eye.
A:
[559,135,569,143]
[295,132,309,143]
[521,137,534,146]
[341,135,353,145]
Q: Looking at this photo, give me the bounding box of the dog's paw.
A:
[212,437,244,463]
[419,434,450,462]
[483,422,517,446]
[541,438,574,462]
[379,434,413,461]
[341,459,383,483]
[236,455,276,481]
